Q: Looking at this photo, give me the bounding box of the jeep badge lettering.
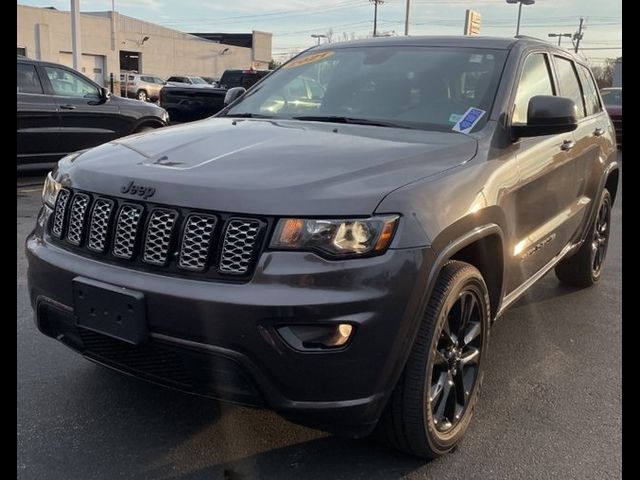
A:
[121,181,156,199]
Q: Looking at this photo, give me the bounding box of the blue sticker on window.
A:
[452,107,486,134]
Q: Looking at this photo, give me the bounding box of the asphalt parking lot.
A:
[17,159,621,480]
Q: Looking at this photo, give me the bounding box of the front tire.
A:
[374,260,490,459]
[555,188,612,288]
[137,90,148,102]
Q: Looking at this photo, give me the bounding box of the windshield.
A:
[225,47,507,132]
[189,76,209,85]
[601,89,622,106]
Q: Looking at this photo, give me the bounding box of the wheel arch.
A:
[131,116,165,133]
[605,167,619,205]
[427,223,506,322]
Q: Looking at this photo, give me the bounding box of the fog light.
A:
[337,323,353,340]
[277,323,355,351]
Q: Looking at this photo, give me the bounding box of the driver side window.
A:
[512,54,555,125]
[44,66,99,98]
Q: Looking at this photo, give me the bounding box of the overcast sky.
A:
[17,0,622,64]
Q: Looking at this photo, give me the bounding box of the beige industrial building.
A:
[17,4,272,89]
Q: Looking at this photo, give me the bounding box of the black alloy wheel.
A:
[429,289,483,433]
[591,196,611,277]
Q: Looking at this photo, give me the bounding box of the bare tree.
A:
[590,58,616,88]
[325,28,334,44]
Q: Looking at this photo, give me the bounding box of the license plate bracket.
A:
[72,277,147,345]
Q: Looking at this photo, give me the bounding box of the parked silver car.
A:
[165,75,216,88]
[120,72,166,101]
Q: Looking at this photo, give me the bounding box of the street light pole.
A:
[506,0,535,37]
[310,34,326,46]
[548,33,573,47]
[404,0,411,36]
[70,0,81,71]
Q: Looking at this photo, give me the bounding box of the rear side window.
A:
[512,54,555,124]
[577,64,602,116]
[17,63,43,94]
[554,56,586,119]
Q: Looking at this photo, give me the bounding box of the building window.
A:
[17,47,26,57]
[120,51,140,73]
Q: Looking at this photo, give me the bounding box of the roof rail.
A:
[514,35,547,42]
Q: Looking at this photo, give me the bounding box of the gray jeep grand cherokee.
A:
[26,36,619,459]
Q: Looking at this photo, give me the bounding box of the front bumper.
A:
[26,210,432,436]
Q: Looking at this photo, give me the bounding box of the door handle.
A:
[59,104,77,110]
[594,127,605,137]
[560,139,576,151]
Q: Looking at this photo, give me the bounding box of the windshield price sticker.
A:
[283,51,335,69]
[452,107,486,134]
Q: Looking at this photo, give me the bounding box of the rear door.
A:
[550,55,603,243]
[39,64,123,153]
[17,62,61,165]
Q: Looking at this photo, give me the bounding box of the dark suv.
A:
[26,36,619,459]
[18,57,169,169]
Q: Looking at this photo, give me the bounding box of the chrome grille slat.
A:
[66,193,90,246]
[219,219,261,275]
[51,188,71,238]
[87,198,114,253]
[48,189,265,278]
[178,214,217,271]
[143,209,178,265]
[112,204,144,259]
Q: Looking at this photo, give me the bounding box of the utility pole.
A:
[70,0,81,71]
[110,0,116,51]
[404,0,411,36]
[573,17,585,54]
[370,0,384,37]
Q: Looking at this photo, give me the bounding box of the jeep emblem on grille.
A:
[121,181,156,199]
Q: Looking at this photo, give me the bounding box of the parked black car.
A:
[600,87,622,147]
[159,84,228,123]
[159,69,272,123]
[18,56,169,169]
[218,69,270,89]
[27,36,619,459]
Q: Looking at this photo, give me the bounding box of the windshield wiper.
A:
[224,113,275,119]
[291,115,414,129]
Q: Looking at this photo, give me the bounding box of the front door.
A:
[39,64,123,154]
[17,62,60,166]
[506,52,581,293]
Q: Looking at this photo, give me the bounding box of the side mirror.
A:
[224,87,246,106]
[100,87,111,101]
[511,95,578,138]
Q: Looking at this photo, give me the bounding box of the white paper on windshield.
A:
[452,107,486,134]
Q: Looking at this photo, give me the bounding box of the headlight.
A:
[270,215,399,258]
[41,172,62,208]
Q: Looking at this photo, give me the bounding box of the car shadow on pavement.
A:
[174,436,426,480]
[74,364,426,480]
[510,275,586,310]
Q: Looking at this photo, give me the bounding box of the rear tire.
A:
[374,260,490,459]
[555,188,612,288]
[137,90,148,102]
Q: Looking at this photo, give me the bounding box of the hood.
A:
[59,118,478,216]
